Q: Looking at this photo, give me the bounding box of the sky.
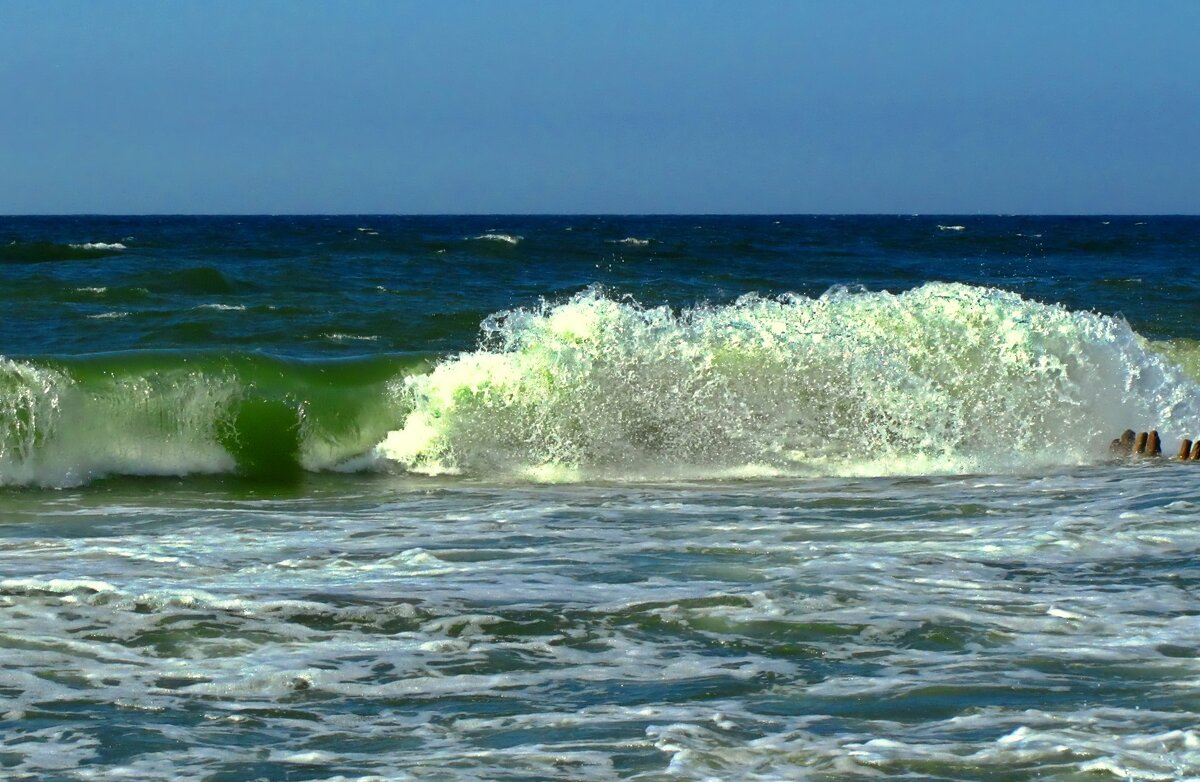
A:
[1,1,1197,214]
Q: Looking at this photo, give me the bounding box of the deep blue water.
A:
[3,215,1199,359]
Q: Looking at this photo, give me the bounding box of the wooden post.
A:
[1191,441,1200,461]
[1134,432,1149,454]
[1179,439,1193,460]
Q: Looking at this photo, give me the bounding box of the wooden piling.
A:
[1147,430,1162,456]
[1179,439,1193,460]
[1134,432,1149,454]
[1191,441,1200,461]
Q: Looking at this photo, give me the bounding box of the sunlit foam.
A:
[376,283,1200,480]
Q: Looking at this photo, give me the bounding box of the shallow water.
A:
[3,465,1200,780]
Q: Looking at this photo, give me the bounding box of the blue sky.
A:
[2,1,1197,214]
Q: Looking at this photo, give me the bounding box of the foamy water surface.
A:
[3,467,1200,780]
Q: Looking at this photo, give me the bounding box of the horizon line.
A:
[3,212,1199,218]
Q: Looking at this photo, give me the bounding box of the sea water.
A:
[2,215,1200,780]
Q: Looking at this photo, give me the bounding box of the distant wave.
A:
[322,333,380,342]
[609,237,651,246]
[193,303,247,312]
[86,311,130,320]
[0,241,127,263]
[69,242,127,251]
[469,233,522,245]
[937,225,966,232]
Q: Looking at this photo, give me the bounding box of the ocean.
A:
[2,215,1200,780]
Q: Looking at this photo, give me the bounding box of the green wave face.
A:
[0,353,420,487]
[377,283,1200,480]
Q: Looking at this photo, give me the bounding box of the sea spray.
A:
[377,283,1200,479]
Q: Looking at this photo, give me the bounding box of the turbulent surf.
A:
[381,283,1200,479]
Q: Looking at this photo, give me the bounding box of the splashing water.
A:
[378,283,1200,479]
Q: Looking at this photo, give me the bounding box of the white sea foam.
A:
[3,466,1200,779]
[610,237,651,246]
[86,311,129,319]
[1,577,118,594]
[322,333,379,342]
[469,233,522,245]
[69,242,127,250]
[937,225,966,232]
[193,303,246,311]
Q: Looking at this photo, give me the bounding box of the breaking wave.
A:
[69,242,127,251]
[0,353,416,487]
[469,233,522,245]
[5,283,1200,487]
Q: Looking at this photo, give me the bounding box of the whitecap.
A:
[609,237,651,246]
[87,311,129,319]
[321,333,379,342]
[69,242,127,250]
[937,225,966,232]
[1,578,118,594]
[193,304,246,312]
[469,233,522,245]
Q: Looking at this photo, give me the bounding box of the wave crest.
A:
[469,233,522,245]
[68,242,127,250]
[376,283,1200,479]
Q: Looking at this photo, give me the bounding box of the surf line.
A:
[1109,429,1200,460]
